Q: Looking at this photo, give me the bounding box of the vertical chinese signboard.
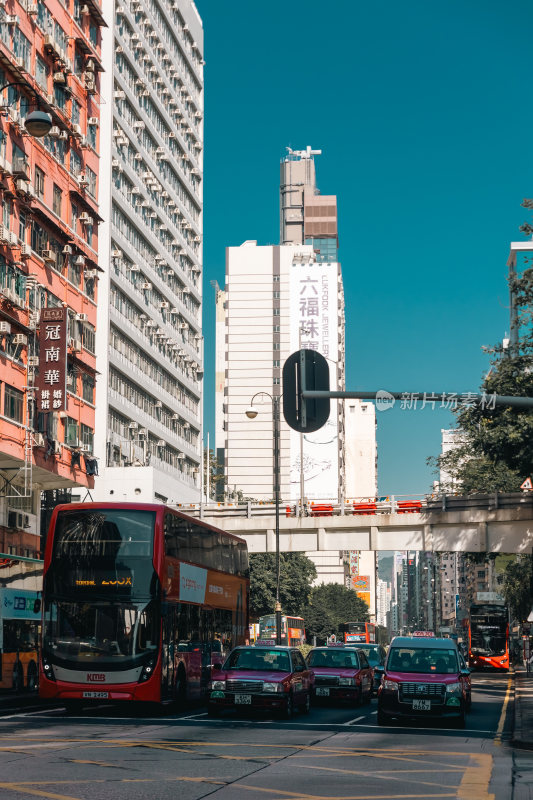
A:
[36,308,67,413]
[289,260,339,499]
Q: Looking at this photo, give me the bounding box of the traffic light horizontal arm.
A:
[302,390,533,408]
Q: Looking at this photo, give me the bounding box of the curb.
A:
[511,667,533,750]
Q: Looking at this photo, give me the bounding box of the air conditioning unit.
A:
[157,439,165,447]
[88,117,99,126]
[0,321,11,333]
[59,130,68,140]
[41,249,56,264]
[155,400,163,408]
[138,427,147,436]
[79,213,91,224]
[20,243,32,258]
[160,302,170,309]
[128,421,138,429]
[78,173,89,187]
[0,226,8,243]
[15,179,30,194]
[53,71,65,83]
[15,57,27,72]
[69,338,82,351]
[128,264,140,272]
[75,312,88,322]
[111,248,122,258]
[79,135,88,148]
[5,14,18,24]
[140,282,152,290]
[12,334,28,345]
[171,413,180,420]
[114,90,125,99]
[9,108,20,124]
[62,245,73,255]
[74,256,86,267]
[28,355,39,366]
[28,4,38,15]
[84,269,97,279]
[72,123,82,137]
[85,76,96,93]
[33,432,45,447]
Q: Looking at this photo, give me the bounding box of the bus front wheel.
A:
[27,661,38,692]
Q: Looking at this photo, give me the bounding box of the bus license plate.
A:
[316,687,330,696]
[234,694,252,704]
[83,691,109,699]
[412,699,430,711]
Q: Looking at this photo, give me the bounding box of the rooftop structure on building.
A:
[93,0,203,505]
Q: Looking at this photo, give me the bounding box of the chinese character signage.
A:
[352,575,370,591]
[36,308,67,413]
[289,260,339,499]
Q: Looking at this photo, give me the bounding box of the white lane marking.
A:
[371,710,377,714]
[344,715,366,725]
[179,712,208,720]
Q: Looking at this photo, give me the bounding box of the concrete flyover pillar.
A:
[266,529,276,553]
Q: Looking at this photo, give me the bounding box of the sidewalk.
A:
[513,665,533,750]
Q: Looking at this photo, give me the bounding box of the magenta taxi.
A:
[305,643,373,705]
[377,636,471,727]
[207,642,313,718]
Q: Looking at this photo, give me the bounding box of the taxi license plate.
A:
[316,687,330,696]
[234,694,252,704]
[83,691,108,699]
[412,699,430,711]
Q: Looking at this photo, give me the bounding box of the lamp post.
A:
[246,391,282,645]
[0,82,52,137]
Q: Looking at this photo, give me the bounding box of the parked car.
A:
[207,642,313,718]
[306,643,373,705]
[376,635,471,728]
[357,643,388,694]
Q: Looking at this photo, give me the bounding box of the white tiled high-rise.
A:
[94,0,203,504]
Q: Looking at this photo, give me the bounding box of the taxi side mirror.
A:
[374,664,385,674]
[460,668,470,676]
[212,662,222,671]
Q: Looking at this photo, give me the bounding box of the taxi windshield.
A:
[388,647,458,674]
[308,649,359,668]
[224,648,290,672]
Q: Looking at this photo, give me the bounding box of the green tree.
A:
[500,556,533,622]
[303,583,369,641]
[249,553,317,619]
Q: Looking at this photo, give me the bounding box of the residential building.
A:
[94,0,203,505]
[0,0,104,556]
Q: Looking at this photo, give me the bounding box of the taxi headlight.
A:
[446,682,462,695]
[263,682,283,693]
[338,677,355,686]
[209,680,226,690]
[383,679,398,691]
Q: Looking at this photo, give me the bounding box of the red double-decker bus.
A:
[467,602,509,671]
[39,503,249,709]
[339,621,376,644]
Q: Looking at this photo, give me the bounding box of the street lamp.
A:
[0,82,52,138]
[246,391,282,645]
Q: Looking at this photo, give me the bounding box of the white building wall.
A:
[345,401,377,499]
[94,0,203,505]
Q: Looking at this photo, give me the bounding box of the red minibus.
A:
[39,503,249,709]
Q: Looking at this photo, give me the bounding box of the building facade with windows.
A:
[0,0,104,557]
[94,0,203,505]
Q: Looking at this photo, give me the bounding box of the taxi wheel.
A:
[281,693,294,719]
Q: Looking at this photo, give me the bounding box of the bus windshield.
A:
[43,599,158,664]
[47,509,157,599]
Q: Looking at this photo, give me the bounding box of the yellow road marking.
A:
[456,753,494,800]
[68,759,119,768]
[303,763,458,790]
[0,785,84,800]
[235,786,456,799]
[494,672,513,745]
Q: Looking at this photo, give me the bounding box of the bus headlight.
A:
[139,658,156,682]
[338,677,355,686]
[446,682,462,695]
[263,682,283,693]
[209,680,226,690]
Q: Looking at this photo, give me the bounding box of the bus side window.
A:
[164,514,178,558]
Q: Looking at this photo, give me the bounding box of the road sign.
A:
[282,350,330,432]
[521,477,533,490]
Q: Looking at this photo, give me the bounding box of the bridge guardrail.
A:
[173,491,533,520]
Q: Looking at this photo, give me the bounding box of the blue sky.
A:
[195,0,533,496]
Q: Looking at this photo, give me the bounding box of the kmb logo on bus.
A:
[86,673,106,682]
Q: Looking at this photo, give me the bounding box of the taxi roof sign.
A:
[255,640,277,647]
[412,631,435,637]
[327,642,345,647]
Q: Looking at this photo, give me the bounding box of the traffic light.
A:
[282,349,330,432]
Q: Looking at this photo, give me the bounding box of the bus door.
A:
[161,605,178,700]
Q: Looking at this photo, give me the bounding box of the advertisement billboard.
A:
[36,307,68,414]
